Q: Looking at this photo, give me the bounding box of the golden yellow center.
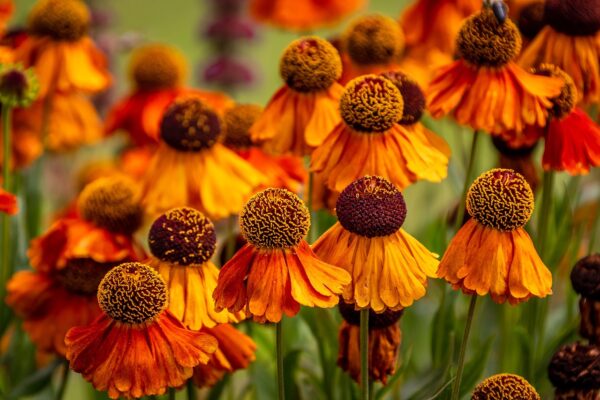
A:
[129,44,187,90]
[222,103,263,149]
[77,176,142,235]
[240,188,310,249]
[340,75,404,133]
[97,262,168,325]
[344,14,404,66]
[279,36,342,93]
[466,169,534,231]
[28,0,90,41]
[472,374,541,400]
[532,64,576,119]
[457,10,522,68]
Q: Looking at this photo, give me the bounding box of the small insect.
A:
[484,0,509,23]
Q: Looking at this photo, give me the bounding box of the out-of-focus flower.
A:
[571,254,600,344]
[251,36,344,156]
[516,1,546,44]
[438,169,552,304]
[548,342,600,400]
[213,188,351,323]
[337,302,403,385]
[203,16,256,41]
[427,9,563,134]
[0,187,17,215]
[0,64,38,108]
[66,262,218,399]
[0,0,13,34]
[492,135,540,193]
[472,374,541,399]
[519,0,600,104]
[313,176,438,311]
[202,56,256,88]
[249,0,364,31]
[311,75,449,195]
[141,97,265,220]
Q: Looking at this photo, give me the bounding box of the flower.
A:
[0,64,39,108]
[337,302,403,384]
[519,0,600,104]
[249,0,364,31]
[311,74,449,195]
[548,342,600,399]
[472,373,541,399]
[492,135,540,193]
[140,97,265,220]
[0,0,13,34]
[213,188,351,323]
[223,103,307,193]
[65,262,218,399]
[437,169,552,304]
[0,187,17,215]
[570,254,600,344]
[250,36,344,156]
[313,176,439,311]
[515,1,546,43]
[427,9,564,134]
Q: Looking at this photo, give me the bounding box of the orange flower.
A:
[249,0,364,31]
[66,262,218,399]
[0,188,17,215]
[311,74,449,195]
[251,36,344,156]
[0,0,13,34]
[213,188,351,323]
[519,0,600,104]
[438,169,552,304]
[427,9,564,134]
[313,176,439,311]
[141,97,265,220]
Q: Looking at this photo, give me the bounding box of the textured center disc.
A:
[545,0,600,36]
[28,0,90,41]
[570,254,600,300]
[532,64,576,119]
[472,374,540,400]
[381,71,425,125]
[344,14,404,66]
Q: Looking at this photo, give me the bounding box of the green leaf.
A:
[8,358,61,399]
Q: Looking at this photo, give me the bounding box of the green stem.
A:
[187,380,197,400]
[451,295,478,400]
[277,321,285,400]
[168,387,176,400]
[1,105,12,296]
[537,171,554,258]
[360,308,369,400]
[368,378,375,400]
[54,361,70,400]
[454,131,480,233]
[307,171,317,243]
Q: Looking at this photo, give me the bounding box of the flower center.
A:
[380,71,425,125]
[77,176,142,235]
[472,374,540,400]
[466,168,534,231]
[97,262,168,325]
[549,343,600,390]
[338,301,403,329]
[240,188,309,249]
[28,0,90,41]
[344,14,404,66]
[456,10,522,68]
[160,97,221,152]
[518,1,546,40]
[222,103,263,150]
[570,254,600,300]
[336,176,406,238]
[279,36,341,93]
[340,75,403,133]
[149,207,216,266]
[56,259,117,295]
[545,0,600,36]
[491,136,537,157]
[532,64,576,119]
[0,65,39,109]
[130,44,187,91]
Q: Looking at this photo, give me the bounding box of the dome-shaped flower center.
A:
[532,64,576,119]
[336,176,406,238]
[472,374,540,400]
[279,36,342,93]
[545,0,600,36]
[491,136,537,158]
[160,97,221,152]
[222,103,263,150]
[97,262,167,325]
[77,176,142,235]
[457,10,522,68]
[149,207,216,266]
[381,71,425,125]
[338,301,403,329]
[0,65,39,108]
[340,75,403,133]
[549,343,600,390]
[28,0,90,41]
[570,253,600,300]
[466,169,534,231]
[344,14,404,66]
[240,188,309,249]
[56,259,117,295]
[130,44,187,90]
[518,1,546,40]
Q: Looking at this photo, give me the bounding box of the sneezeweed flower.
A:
[223,103,306,193]
[516,1,546,44]
[311,75,449,194]
[548,342,600,400]
[213,188,351,323]
[250,36,344,156]
[519,0,600,104]
[66,262,218,399]
[141,97,264,220]
[492,136,540,193]
[313,176,439,311]
[0,188,17,215]
[438,169,552,304]
[427,9,564,134]
[472,373,541,399]
[570,254,600,344]
[0,63,38,108]
[337,302,403,385]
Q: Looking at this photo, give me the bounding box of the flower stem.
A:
[537,171,554,257]
[54,361,70,400]
[307,171,317,243]
[454,131,480,233]
[277,320,285,400]
[168,387,176,400]
[187,379,197,400]
[1,105,12,295]
[451,295,477,400]
[360,308,369,400]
